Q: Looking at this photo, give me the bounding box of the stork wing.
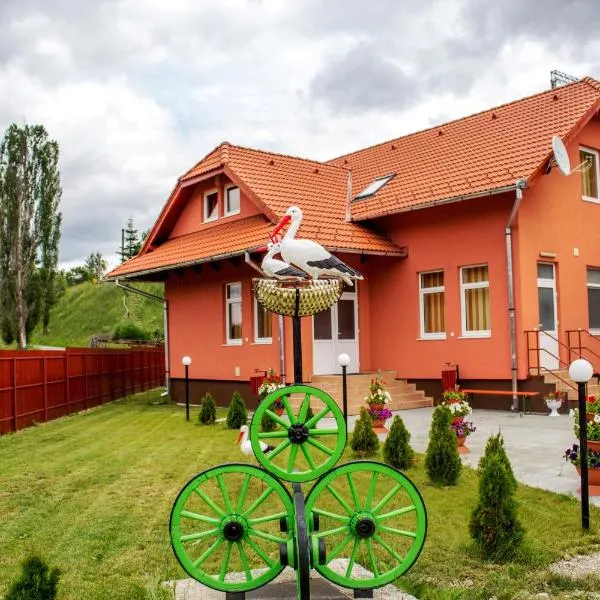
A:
[306,255,363,279]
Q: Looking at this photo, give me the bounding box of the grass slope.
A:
[27,282,164,348]
[0,392,599,599]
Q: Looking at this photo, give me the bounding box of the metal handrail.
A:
[524,330,577,391]
[566,329,600,372]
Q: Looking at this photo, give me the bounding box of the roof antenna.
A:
[550,69,578,89]
[550,135,592,176]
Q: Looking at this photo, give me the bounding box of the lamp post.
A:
[337,354,350,433]
[182,356,192,422]
[568,358,594,530]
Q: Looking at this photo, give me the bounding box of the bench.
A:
[460,389,539,413]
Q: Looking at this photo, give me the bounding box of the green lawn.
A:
[1,392,599,599]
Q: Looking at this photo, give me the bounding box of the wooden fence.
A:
[0,347,165,434]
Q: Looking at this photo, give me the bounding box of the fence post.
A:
[43,357,48,422]
[84,354,88,410]
[12,358,17,432]
[65,352,70,414]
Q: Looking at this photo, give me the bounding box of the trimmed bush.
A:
[469,434,524,560]
[425,404,461,486]
[479,432,517,493]
[6,555,60,600]
[305,403,314,423]
[350,408,379,457]
[112,321,150,341]
[226,391,247,429]
[198,393,217,425]
[383,415,414,470]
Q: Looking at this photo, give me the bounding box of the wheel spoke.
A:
[194,487,225,517]
[181,528,219,543]
[312,508,350,523]
[372,483,402,515]
[365,538,379,577]
[287,444,299,472]
[378,525,417,538]
[326,484,354,516]
[315,524,348,538]
[308,428,338,435]
[327,533,353,562]
[264,438,291,461]
[346,472,361,510]
[306,436,334,456]
[373,534,404,564]
[216,474,233,514]
[376,505,417,521]
[243,487,274,517]
[264,409,290,430]
[181,510,220,525]
[258,431,289,439]
[249,528,287,544]
[305,406,330,429]
[218,542,233,582]
[237,542,252,581]
[365,472,379,510]
[297,393,311,422]
[281,395,296,424]
[248,511,287,526]
[346,538,360,578]
[299,443,316,470]
[246,536,277,569]
[236,474,251,513]
[193,537,224,567]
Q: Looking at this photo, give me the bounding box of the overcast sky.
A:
[1,0,599,269]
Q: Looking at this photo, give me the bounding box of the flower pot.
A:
[274,407,285,417]
[545,398,562,417]
[586,412,598,423]
[457,435,466,447]
[576,466,600,486]
[588,440,600,452]
[372,419,385,428]
[369,404,385,412]
[452,416,464,425]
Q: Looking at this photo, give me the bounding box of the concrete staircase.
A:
[311,371,433,416]
[542,369,600,400]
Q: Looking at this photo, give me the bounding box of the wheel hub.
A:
[288,423,310,444]
[222,517,246,541]
[350,512,377,538]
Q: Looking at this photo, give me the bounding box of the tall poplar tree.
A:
[0,124,62,348]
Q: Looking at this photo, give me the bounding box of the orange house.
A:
[108,77,600,411]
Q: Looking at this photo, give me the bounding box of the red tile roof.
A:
[329,77,600,220]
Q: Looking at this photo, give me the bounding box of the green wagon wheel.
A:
[305,461,427,590]
[250,385,346,483]
[170,463,294,593]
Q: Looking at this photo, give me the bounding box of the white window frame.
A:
[419,270,446,339]
[588,267,600,334]
[254,296,272,344]
[225,282,242,345]
[580,146,600,204]
[460,264,491,338]
[225,185,241,217]
[203,189,219,223]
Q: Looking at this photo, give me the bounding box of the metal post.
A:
[293,289,302,384]
[577,380,590,530]
[185,364,190,422]
[342,364,348,429]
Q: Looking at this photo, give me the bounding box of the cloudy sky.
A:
[1,0,599,269]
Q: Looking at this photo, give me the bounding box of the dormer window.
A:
[225,185,240,216]
[354,173,395,200]
[204,191,218,222]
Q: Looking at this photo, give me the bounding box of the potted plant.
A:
[585,395,600,423]
[451,419,476,447]
[441,389,472,423]
[544,391,563,417]
[564,443,600,486]
[258,369,286,415]
[365,372,392,428]
[573,410,600,453]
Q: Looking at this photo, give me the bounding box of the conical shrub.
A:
[469,438,524,560]
[226,391,247,429]
[479,432,517,493]
[198,393,216,425]
[383,415,414,470]
[6,555,60,600]
[425,404,461,485]
[350,407,379,458]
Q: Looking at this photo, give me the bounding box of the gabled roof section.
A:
[329,77,600,220]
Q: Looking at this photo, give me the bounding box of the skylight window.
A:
[354,173,395,200]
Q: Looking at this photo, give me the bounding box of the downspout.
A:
[506,178,527,410]
[115,279,170,396]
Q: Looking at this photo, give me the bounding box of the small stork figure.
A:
[270,206,363,286]
[237,425,274,456]
[256,241,308,280]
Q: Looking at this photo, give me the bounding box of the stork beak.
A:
[237,430,244,445]
[254,245,268,252]
[271,214,291,238]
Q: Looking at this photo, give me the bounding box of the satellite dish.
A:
[551,135,571,175]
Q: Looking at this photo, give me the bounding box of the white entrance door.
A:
[537,263,559,371]
[313,292,359,375]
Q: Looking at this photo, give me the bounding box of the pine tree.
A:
[469,439,524,560]
[198,393,217,425]
[383,415,414,470]
[350,408,379,457]
[226,391,248,429]
[261,412,277,432]
[425,404,461,486]
[118,217,140,263]
[6,555,60,600]
[0,124,62,347]
[479,433,517,493]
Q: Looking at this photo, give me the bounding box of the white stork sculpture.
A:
[256,241,308,280]
[237,425,274,456]
[270,206,363,286]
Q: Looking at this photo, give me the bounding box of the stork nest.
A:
[253,278,343,316]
